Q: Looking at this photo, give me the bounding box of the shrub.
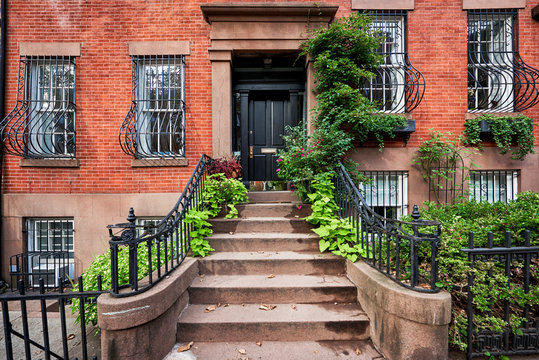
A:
[208,156,242,179]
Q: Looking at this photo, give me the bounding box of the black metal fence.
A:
[335,164,441,292]
[10,251,72,291]
[1,277,104,360]
[462,230,539,359]
[106,153,211,296]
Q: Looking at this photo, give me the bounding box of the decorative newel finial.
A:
[411,204,421,220]
[127,207,136,223]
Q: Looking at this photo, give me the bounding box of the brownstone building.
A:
[0,0,537,284]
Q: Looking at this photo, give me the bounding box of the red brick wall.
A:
[2,0,538,194]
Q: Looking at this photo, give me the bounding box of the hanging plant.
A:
[299,13,407,149]
[463,114,536,161]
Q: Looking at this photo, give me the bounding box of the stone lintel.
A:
[128,41,191,56]
[462,0,526,10]
[352,0,414,10]
[19,42,81,57]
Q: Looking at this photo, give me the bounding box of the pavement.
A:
[0,299,100,360]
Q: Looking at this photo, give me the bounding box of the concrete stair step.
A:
[232,203,311,218]
[208,232,319,252]
[247,191,297,203]
[177,303,370,342]
[165,340,384,360]
[209,217,312,233]
[198,251,345,276]
[189,274,357,304]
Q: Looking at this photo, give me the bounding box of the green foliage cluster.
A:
[463,114,536,161]
[414,192,539,351]
[413,131,476,203]
[184,208,214,257]
[202,173,249,219]
[303,172,369,262]
[276,124,354,200]
[300,13,407,148]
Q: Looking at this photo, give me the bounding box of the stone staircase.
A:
[171,191,384,360]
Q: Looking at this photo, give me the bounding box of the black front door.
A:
[245,90,300,181]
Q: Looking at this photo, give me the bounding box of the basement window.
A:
[469,170,519,203]
[359,171,408,219]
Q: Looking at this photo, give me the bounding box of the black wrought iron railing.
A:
[106,154,211,297]
[462,231,538,359]
[1,277,104,360]
[9,251,72,291]
[0,56,76,159]
[335,164,441,292]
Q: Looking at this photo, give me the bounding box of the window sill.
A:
[19,158,80,168]
[131,158,189,168]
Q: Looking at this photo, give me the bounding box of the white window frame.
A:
[134,56,185,158]
[469,170,518,203]
[468,11,514,112]
[359,171,408,219]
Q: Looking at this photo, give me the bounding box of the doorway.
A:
[232,55,305,184]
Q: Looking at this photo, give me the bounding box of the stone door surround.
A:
[201,2,338,157]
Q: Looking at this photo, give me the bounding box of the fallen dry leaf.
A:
[205,305,216,313]
[177,341,194,352]
[355,347,361,355]
[229,232,234,235]
[267,274,275,279]
[238,348,247,354]
[256,341,262,347]
[259,304,276,311]
[217,303,222,308]
[257,251,265,254]
[224,303,229,307]
[314,350,318,354]
[67,334,75,340]
[291,304,297,310]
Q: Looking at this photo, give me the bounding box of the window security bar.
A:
[0,56,76,159]
[361,10,425,113]
[358,171,408,219]
[468,9,539,112]
[469,170,519,203]
[119,55,185,159]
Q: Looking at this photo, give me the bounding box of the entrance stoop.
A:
[168,191,384,359]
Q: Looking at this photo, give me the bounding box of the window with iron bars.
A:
[359,171,408,219]
[0,56,76,158]
[469,170,519,203]
[120,55,185,159]
[135,217,163,237]
[24,218,74,287]
[361,10,425,113]
[467,9,539,112]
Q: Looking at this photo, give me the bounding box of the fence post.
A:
[466,232,474,360]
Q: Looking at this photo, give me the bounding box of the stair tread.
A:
[191,274,355,289]
[209,232,318,239]
[179,303,368,324]
[165,341,384,360]
[200,251,337,261]
[210,217,308,222]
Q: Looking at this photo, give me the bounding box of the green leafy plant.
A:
[208,155,242,179]
[410,192,539,351]
[463,114,536,160]
[300,13,408,149]
[303,172,370,262]
[184,208,214,257]
[203,173,248,218]
[413,131,476,203]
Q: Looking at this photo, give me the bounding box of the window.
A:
[469,170,518,203]
[361,11,424,113]
[467,10,539,112]
[136,217,163,237]
[121,55,185,159]
[359,171,408,219]
[1,56,76,158]
[25,218,74,287]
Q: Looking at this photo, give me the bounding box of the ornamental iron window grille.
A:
[468,9,539,112]
[0,56,76,158]
[469,170,519,203]
[358,171,408,219]
[361,10,425,113]
[10,218,75,289]
[120,55,185,159]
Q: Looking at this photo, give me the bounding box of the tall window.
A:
[362,11,424,113]
[121,55,185,158]
[359,171,408,219]
[0,56,76,158]
[469,170,518,203]
[467,10,539,112]
[25,218,74,287]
